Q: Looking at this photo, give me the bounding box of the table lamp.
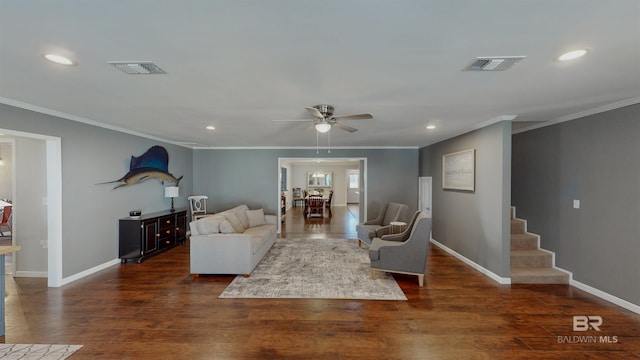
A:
[164,186,179,212]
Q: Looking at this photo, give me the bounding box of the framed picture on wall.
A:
[442,149,475,191]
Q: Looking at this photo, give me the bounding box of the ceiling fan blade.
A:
[305,107,325,119]
[333,122,358,133]
[272,119,314,122]
[331,113,373,120]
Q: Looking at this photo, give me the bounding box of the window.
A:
[349,174,359,189]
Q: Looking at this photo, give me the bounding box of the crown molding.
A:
[512,97,640,134]
[0,97,190,148]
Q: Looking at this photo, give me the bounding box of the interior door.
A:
[418,177,432,217]
[346,169,360,204]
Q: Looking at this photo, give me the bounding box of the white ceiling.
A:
[1,1,639,148]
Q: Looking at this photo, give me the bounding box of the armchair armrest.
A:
[369,238,404,260]
[363,207,386,225]
[374,225,393,238]
[380,230,406,242]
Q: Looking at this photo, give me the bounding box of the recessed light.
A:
[205,126,215,131]
[426,125,436,130]
[43,54,75,65]
[557,49,588,62]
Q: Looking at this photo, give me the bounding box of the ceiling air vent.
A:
[463,56,525,71]
[108,61,166,75]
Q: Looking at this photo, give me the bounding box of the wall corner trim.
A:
[430,238,511,285]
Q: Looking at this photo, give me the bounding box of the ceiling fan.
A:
[274,104,373,133]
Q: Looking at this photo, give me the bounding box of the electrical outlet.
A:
[573,200,580,209]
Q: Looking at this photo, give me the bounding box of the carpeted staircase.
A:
[510,207,570,284]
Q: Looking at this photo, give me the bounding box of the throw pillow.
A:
[195,215,224,235]
[233,205,250,228]
[223,211,245,233]
[246,208,266,227]
[219,220,236,234]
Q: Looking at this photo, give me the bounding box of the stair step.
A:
[511,219,525,234]
[511,249,552,268]
[511,267,570,284]
[511,233,538,250]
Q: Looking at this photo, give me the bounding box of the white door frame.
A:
[0,128,63,287]
[277,157,367,234]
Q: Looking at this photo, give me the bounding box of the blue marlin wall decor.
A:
[98,146,183,189]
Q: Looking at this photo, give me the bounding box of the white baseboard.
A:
[432,233,639,314]
[430,238,511,285]
[14,271,47,278]
[570,278,640,315]
[60,258,121,286]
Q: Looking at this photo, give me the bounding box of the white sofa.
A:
[189,204,277,276]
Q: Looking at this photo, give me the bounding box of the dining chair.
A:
[324,190,333,216]
[187,196,210,221]
[0,206,12,237]
[306,195,324,218]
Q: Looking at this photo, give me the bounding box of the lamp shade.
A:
[315,123,331,133]
[164,186,179,198]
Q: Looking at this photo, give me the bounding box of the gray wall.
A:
[14,137,48,275]
[512,104,640,306]
[419,121,512,277]
[193,148,419,223]
[0,103,193,278]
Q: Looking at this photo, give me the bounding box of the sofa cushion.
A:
[219,219,236,234]
[223,211,245,233]
[245,224,276,239]
[246,208,266,227]
[232,205,250,229]
[195,215,225,235]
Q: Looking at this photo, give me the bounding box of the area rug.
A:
[0,344,82,359]
[219,238,407,300]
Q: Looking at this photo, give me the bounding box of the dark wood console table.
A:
[119,209,187,263]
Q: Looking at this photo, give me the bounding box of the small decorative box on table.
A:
[119,209,187,263]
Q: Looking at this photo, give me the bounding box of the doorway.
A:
[277,157,367,234]
[418,176,432,217]
[0,128,62,287]
[0,139,14,274]
[346,169,360,204]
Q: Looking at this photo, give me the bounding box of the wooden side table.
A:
[389,221,407,234]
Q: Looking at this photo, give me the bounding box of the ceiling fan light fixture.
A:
[557,49,588,62]
[315,123,331,133]
[43,54,75,65]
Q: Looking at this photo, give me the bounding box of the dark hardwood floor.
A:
[3,205,639,359]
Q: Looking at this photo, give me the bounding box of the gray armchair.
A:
[369,212,432,287]
[378,211,421,243]
[356,202,408,246]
